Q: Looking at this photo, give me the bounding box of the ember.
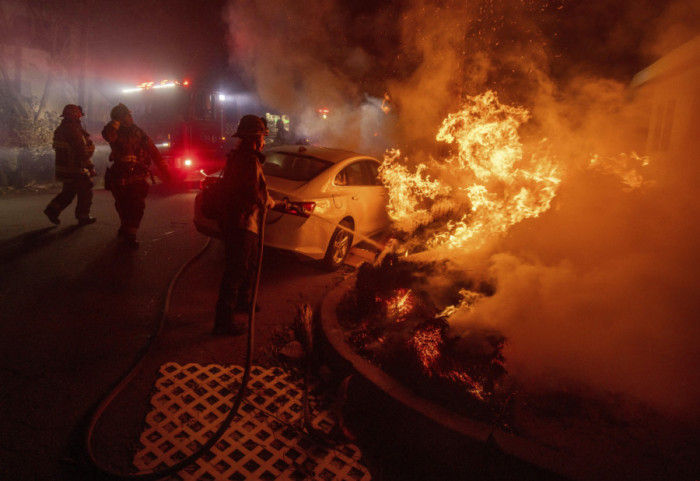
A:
[337,254,508,423]
[379,288,416,322]
[408,322,442,371]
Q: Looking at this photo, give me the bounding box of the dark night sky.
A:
[85,0,230,83]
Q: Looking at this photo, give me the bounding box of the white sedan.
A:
[193,145,391,269]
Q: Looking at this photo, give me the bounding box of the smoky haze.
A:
[222,0,700,418]
[223,1,401,155]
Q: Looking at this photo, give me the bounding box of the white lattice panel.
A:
[134,363,371,481]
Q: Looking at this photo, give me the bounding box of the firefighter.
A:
[275,118,289,144]
[44,104,97,225]
[101,103,171,248]
[213,115,277,336]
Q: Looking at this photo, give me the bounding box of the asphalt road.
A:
[0,184,350,480]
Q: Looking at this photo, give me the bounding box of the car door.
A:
[358,160,390,233]
[334,159,389,236]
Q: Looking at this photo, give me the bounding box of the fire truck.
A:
[120,79,227,182]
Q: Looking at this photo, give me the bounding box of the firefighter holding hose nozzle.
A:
[213,115,280,336]
[102,103,171,249]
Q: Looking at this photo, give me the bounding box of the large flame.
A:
[379,148,452,233]
[380,91,561,252]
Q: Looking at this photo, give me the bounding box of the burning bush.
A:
[337,253,511,424]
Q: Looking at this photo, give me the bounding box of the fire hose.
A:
[83,207,268,480]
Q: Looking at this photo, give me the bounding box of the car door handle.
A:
[352,195,359,200]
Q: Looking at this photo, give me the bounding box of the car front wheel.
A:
[323,220,353,270]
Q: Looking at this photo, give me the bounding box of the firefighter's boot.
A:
[44,207,60,225]
[121,226,139,249]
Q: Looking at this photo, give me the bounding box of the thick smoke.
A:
[223,0,700,418]
[448,154,700,416]
[223,0,400,155]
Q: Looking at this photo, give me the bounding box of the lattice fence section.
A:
[134,362,371,481]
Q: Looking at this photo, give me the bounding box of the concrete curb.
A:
[320,278,590,481]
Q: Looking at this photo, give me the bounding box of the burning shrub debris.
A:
[337,253,512,425]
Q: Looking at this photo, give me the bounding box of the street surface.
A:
[0,184,350,480]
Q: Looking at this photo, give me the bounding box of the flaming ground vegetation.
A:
[336,253,510,425]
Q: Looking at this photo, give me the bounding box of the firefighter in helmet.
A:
[44,104,97,225]
[102,103,171,248]
[213,114,278,335]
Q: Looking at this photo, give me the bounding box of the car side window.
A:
[339,162,364,186]
[361,161,381,186]
[336,160,382,186]
[334,169,348,186]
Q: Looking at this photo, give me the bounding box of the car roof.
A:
[265,145,377,164]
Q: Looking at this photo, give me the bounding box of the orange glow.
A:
[408,323,487,401]
[588,152,650,191]
[378,288,416,322]
[408,324,442,372]
[445,370,486,401]
[380,92,391,114]
[438,289,485,318]
[379,148,451,233]
[379,90,561,252]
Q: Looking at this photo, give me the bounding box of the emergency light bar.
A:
[122,79,187,94]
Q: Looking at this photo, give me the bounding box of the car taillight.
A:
[274,201,316,218]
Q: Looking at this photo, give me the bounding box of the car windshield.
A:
[263,152,332,181]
